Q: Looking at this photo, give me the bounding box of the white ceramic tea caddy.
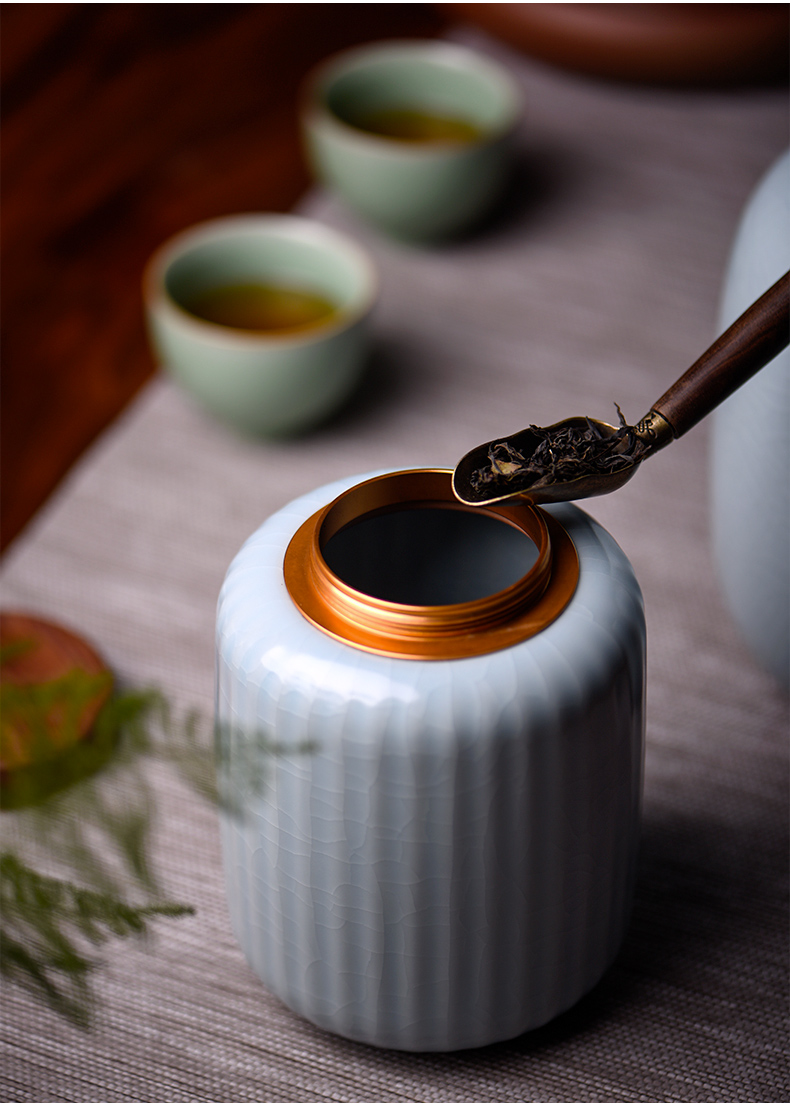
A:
[710,149,789,688]
[216,468,645,1051]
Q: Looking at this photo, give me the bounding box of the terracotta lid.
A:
[444,4,789,85]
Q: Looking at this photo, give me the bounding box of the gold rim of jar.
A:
[283,469,579,660]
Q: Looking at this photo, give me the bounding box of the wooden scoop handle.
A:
[652,270,789,439]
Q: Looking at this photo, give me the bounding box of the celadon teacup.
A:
[301,40,522,242]
[144,213,378,437]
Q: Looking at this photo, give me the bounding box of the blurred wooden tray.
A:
[444,4,790,85]
[0,612,112,775]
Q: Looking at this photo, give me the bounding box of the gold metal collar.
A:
[284,469,579,660]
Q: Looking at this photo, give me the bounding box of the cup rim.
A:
[300,38,523,153]
[143,212,379,348]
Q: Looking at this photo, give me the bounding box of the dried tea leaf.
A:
[470,405,649,494]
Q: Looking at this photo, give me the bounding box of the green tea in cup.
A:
[179,281,338,333]
[340,106,484,144]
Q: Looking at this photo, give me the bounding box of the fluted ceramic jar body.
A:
[216,470,645,1052]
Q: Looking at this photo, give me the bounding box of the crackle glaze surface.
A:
[216,472,646,1052]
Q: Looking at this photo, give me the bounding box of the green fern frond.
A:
[0,853,193,1027]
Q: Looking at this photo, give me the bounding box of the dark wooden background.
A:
[0,3,449,551]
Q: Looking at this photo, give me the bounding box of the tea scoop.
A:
[453,270,789,506]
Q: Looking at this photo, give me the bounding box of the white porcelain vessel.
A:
[710,150,789,688]
[216,469,645,1051]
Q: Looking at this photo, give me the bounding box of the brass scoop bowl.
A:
[453,270,789,507]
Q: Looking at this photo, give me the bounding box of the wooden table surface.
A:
[0,3,448,552]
